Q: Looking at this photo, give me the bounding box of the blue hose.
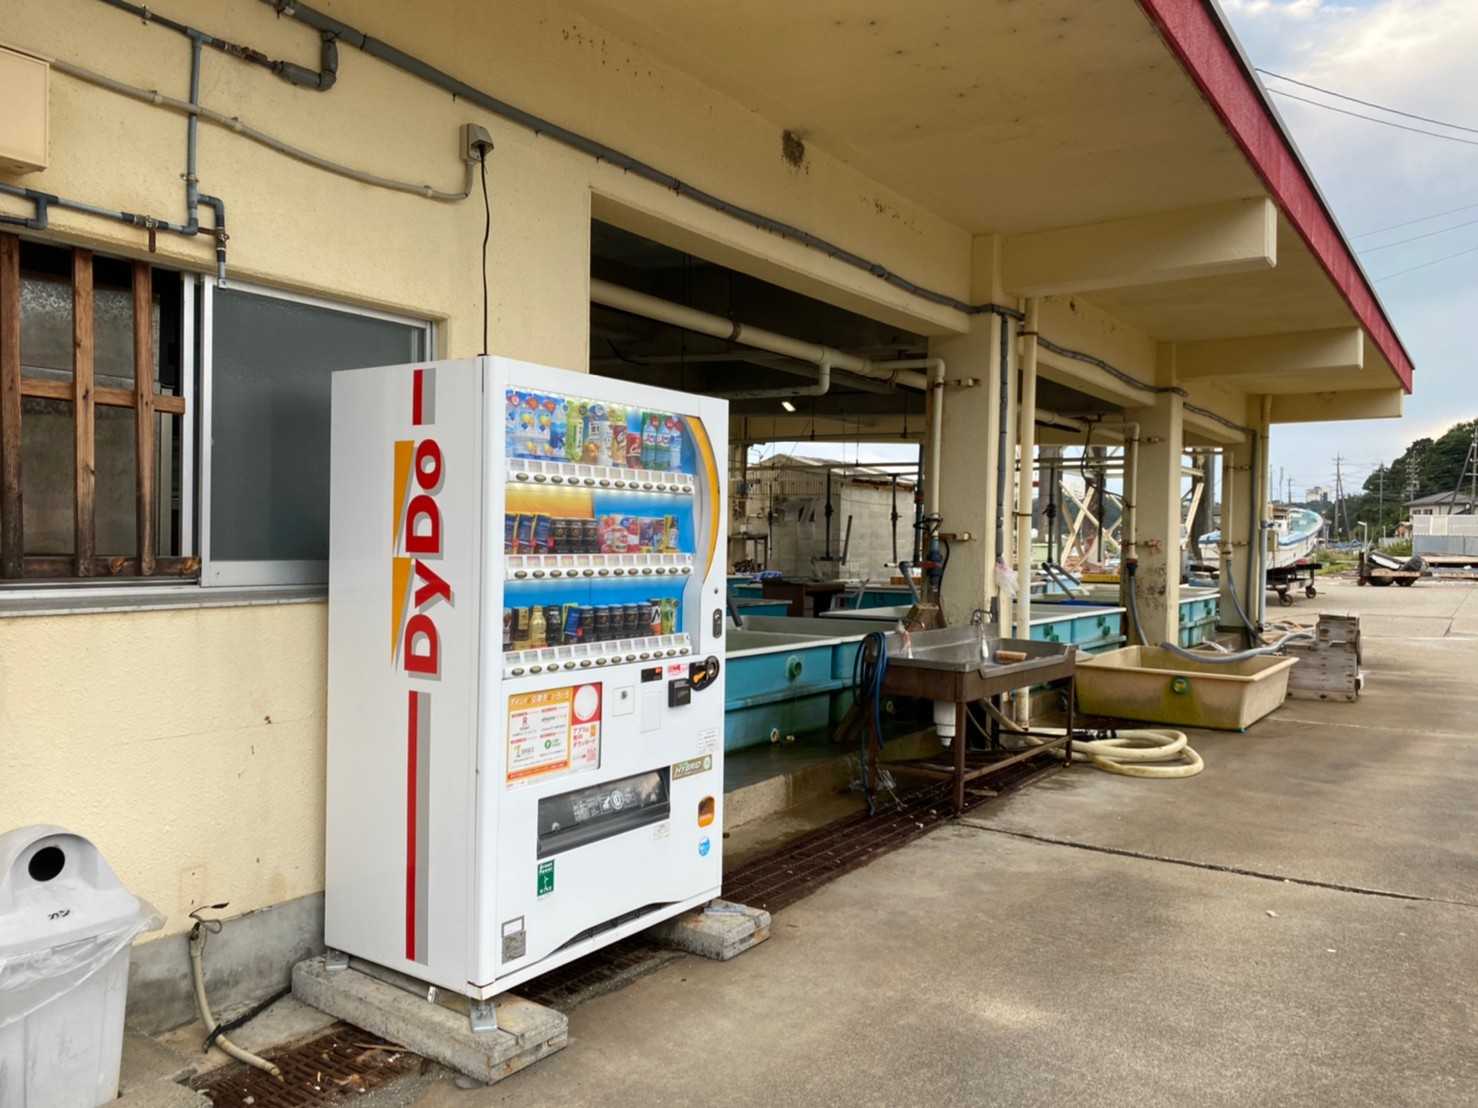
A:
[851,631,889,815]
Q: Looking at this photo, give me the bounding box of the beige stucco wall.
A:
[0,602,327,931]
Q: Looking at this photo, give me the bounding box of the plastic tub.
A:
[1075,646,1297,731]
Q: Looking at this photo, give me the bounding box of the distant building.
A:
[1304,485,1331,503]
[737,455,917,577]
[1406,491,1477,517]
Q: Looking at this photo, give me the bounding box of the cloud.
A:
[1219,0,1478,484]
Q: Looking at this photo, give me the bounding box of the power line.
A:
[1373,243,1478,281]
[1352,201,1478,239]
[1359,216,1478,253]
[1257,69,1478,135]
[1266,89,1478,148]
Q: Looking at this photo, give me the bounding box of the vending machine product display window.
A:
[327,357,728,1006]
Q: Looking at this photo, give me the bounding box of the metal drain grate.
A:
[193,1023,422,1106]
[517,758,1056,1007]
[722,758,1053,913]
[513,936,685,1010]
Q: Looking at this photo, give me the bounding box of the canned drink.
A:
[581,518,599,554]
[544,605,563,646]
[562,605,583,644]
[550,517,569,553]
[647,600,662,636]
[593,605,612,642]
[622,603,641,640]
[503,608,514,652]
[579,606,595,642]
[512,607,532,647]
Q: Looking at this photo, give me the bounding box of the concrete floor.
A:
[381,577,1478,1107]
[288,579,1478,1106]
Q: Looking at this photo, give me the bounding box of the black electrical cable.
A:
[1359,216,1478,253]
[1256,68,1478,136]
[1374,243,1478,282]
[479,149,490,357]
[1266,90,1478,148]
[851,631,889,817]
[202,985,291,1052]
[1353,201,1478,239]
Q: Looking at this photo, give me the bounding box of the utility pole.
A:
[1333,454,1346,540]
[1446,424,1478,513]
[1376,464,1386,540]
[1403,448,1423,530]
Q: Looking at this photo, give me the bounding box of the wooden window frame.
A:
[0,232,197,580]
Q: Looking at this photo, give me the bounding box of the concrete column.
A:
[933,312,1006,627]
[1129,348,1184,646]
[1217,395,1264,641]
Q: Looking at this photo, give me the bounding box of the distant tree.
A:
[1355,419,1478,535]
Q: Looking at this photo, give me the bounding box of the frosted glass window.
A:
[209,288,426,566]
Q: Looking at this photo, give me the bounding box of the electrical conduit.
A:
[50,60,475,201]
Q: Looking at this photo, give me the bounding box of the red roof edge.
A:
[1136,0,1414,393]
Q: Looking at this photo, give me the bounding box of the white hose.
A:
[188,926,284,1082]
[1088,745,1205,778]
[975,705,1204,778]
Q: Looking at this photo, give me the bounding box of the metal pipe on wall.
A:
[1258,394,1274,628]
[868,359,946,519]
[1014,300,1040,722]
[712,361,831,402]
[589,279,930,391]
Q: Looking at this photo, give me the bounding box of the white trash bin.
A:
[0,825,162,1107]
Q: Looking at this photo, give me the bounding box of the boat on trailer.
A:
[1197,506,1324,569]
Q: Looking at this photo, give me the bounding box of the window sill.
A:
[0,581,327,619]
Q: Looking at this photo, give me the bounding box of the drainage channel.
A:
[193,1023,423,1105]
[517,758,1055,1007]
[722,759,1052,912]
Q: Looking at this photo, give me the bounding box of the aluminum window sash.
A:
[180,274,197,556]
[199,277,215,580]
[202,558,327,588]
[198,278,432,587]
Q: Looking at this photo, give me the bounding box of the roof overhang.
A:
[560,0,1412,434]
[1137,0,1413,393]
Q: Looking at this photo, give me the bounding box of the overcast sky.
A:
[765,0,1476,501]
[1222,0,1478,497]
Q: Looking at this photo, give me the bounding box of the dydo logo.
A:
[391,368,452,676]
[388,367,447,965]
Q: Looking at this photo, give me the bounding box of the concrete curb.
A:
[646,899,771,961]
[292,957,567,1086]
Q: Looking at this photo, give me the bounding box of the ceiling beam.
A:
[1182,404,1250,445]
[1175,327,1362,381]
[1271,388,1402,424]
[1002,198,1276,297]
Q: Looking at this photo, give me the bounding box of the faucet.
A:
[971,609,990,662]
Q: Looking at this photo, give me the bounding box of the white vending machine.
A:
[326,357,728,1010]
